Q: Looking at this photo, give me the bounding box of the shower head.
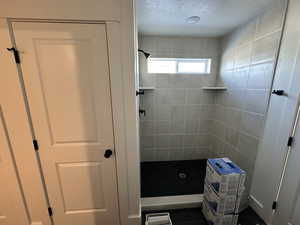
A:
[138,49,151,59]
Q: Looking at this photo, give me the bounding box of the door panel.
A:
[265,0,300,224]
[12,22,120,225]
[0,107,29,225]
[34,39,101,144]
[57,162,106,212]
[273,104,300,225]
[272,44,300,225]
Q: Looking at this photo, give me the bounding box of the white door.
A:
[273,103,300,225]
[0,107,29,225]
[249,0,300,223]
[12,22,120,225]
[271,0,300,223]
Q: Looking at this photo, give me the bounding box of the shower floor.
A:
[141,159,266,225]
[141,159,207,197]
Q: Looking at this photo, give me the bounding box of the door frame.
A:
[1,18,140,225]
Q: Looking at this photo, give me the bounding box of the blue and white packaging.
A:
[205,158,246,197]
[204,182,244,215]
[202,200,238,225]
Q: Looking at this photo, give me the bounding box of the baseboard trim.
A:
[249,195,264,209]
[141,194,203,211]
[249,195,270,225]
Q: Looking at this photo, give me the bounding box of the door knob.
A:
[104,149,113,158]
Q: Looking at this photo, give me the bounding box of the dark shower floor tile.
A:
[141,160,207,198]
[238,207,266,225]
[142,207,266,225]
[142,208,208,225]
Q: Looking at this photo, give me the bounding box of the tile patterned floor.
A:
[142,207,266,225]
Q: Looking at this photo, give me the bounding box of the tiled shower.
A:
[139,0,285,204]
[139,36,220,161]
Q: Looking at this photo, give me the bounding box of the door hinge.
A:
[48,207,53,217]
[33,139,39,151]
[7,47,21,64]
[272,201,277,210]
[287,136,294,147]
[272,89,285,96]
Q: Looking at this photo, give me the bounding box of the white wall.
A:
[0,0,120,21]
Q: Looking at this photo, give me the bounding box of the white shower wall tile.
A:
[140,121,154,136]
[168,149,185,161]
[244,89,270,114]
[210,135,226,157]
[240,112,265,138]
[227,89,247,109]
[237,132,260,162]
[251,31,281,64]
[153,120,171,134]
[225,127,240,147]
[141,149,157,162]
[154,104,172,120]
[233,67,250,89]
[169,120,185,134]
[198,120,213,133]
[184,105,202,119]
[140,73,156,87]
[169,135,184,148]
[220,51,235,71]
[169,89,187,104]
[224,108,242,130]
[211,0,286,199]
[154,135,170,148]
[186,89,204,104]
[255,0,286,38]
[184,120,200,134]
[235,43,252,68]
[139,35,220,162]
[183,134,210,148]
[171,105,186,121]
[140,136,154,148]
[168,75,188,88]
[247,62,274,90]
[156,149,170,161]
[183,147,211,160]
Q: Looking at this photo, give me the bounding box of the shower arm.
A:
[138,49,151,59]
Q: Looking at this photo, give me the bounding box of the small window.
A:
[148,58,211,74]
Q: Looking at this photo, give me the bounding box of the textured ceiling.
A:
[137,0,274,37]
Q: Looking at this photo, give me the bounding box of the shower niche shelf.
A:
[202,86,227,91]
[139,86,155,90]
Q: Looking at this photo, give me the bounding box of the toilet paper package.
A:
[202,200,238,225]
[204,182,245,215]
[205,158,246,197]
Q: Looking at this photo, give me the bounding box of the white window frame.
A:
[147,57,212,75]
